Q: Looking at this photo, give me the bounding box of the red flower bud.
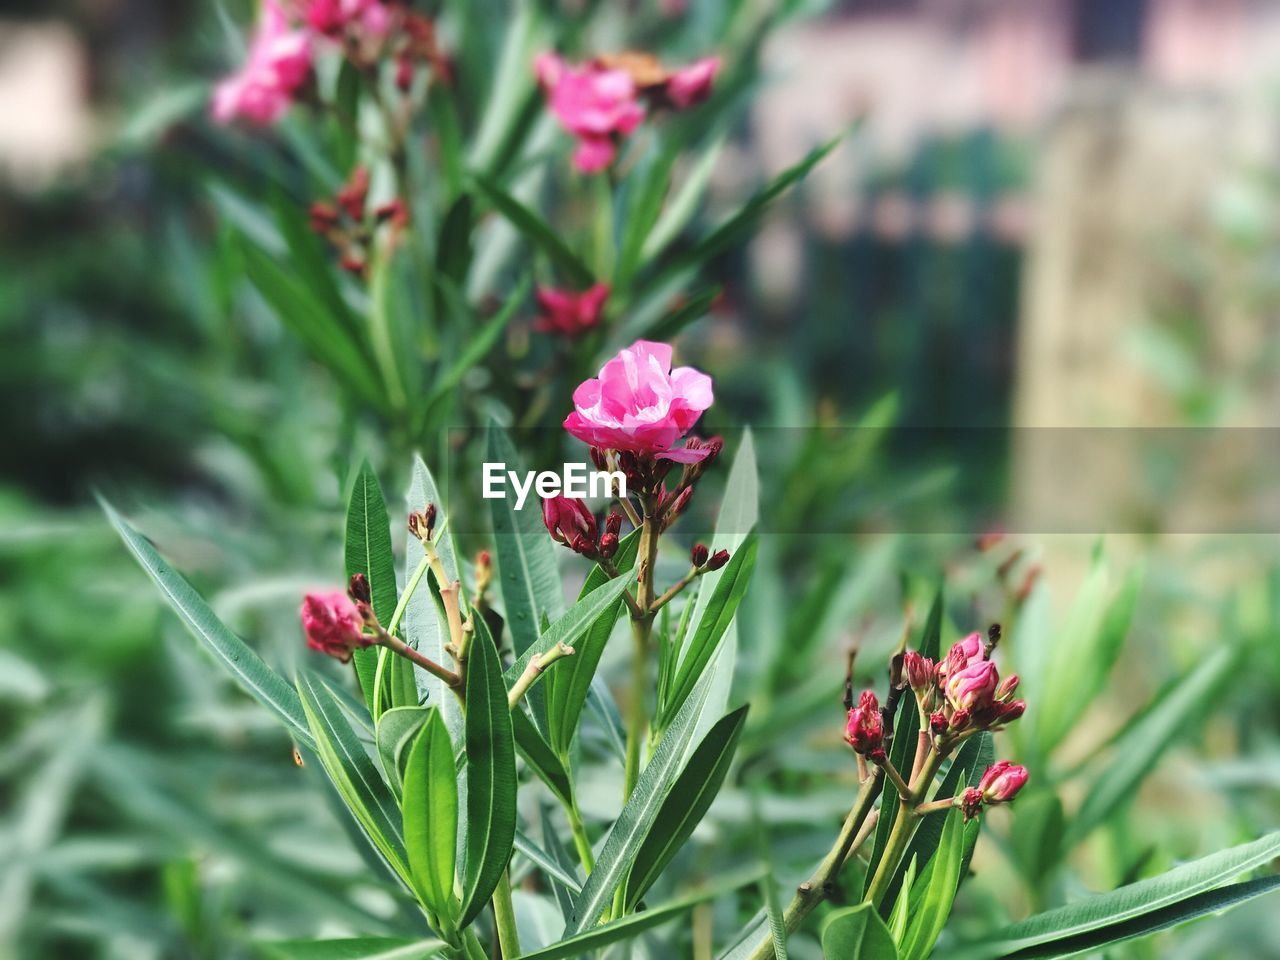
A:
[979,761,1029,804]
[605,511,623,536]
[374,198,410,230]
[960,786,984,820]
[542,495,598,550]
[844,690,884,756]
[949,708,971,731]
[706,548,730,571]
[308,201,340,233]
[337,165,370,220]
[992,699,1026,729]
[598,531,619,559]
[903,651,935,693]
[691,543,710,567]
[997,673,1020,701]
[930,710,949,734]
[301,590,372,662]
[347,572,372,605]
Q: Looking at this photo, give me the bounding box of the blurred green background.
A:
[3,0,1280,958]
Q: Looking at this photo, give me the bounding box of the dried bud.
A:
[542,495,598,551]
[605,511,623,536]
[903,651,935,694]
[347,573,372,605]
[598,532,619,559]
[960,786,984,820]
[691,543,710,568]
[409,504,438,541]
[844,690,884,756]
[301,591,372,663]
[706,549,730,571]
[979,761,1029,804]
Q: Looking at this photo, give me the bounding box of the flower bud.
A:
[997,673,1020,701]
[475,550,493,595]
[605,511,622,536]
[337,165,370,220]
[946,659,999,712]
[949,708,971,731]
[844,690,884,756]
[991,699,1025,729]
[590,447,610,473]
[308,201,340,233]
[347,572,371,605]
[903,651,935,693]
[691,543,710,568]
[542,495,598,550]
[960,786,983,820]
[408,504,437,541]
[706,548,730,571]
[301,590,372,663]
[930,710,949,734]
[598,532,619,559]
[979,761,1029,804]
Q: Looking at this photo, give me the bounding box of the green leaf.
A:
[821,903,899,960]
[270,183,360,347]
[459,617,518,927]
[403,709,460,928]
[518,872,763,960]
[624,705,749,909]
[1066,645,1236,846]
[512,706,573,807]
[951,833,1280,959]
[471,175,594,287]
[296,673,409,881]
[641,134,728,264]
[545,531,642,758]
[257,939,447,960]
[662,535,758,727]
[99,499,312,749]
[375,705,430,796]
[346,461,400,714]
[887,858,917,944]
[487,423,565,658]
[898,807,965,960]
[564,672,719,934]
[503,575,632,691]
[514,828,582,897]
[425,277,527,409]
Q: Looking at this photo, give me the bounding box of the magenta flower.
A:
[542,495,598,555]
[903,651,935,694]
[938,631,986,681]
[300,590,370,662]
[303,0,392,39]
[535,284,610,337]
[946,659,999,711]
[564,340,713,462]
[212,0,312,126]
[534,53,645,173]
[979,761,1029,803]
[665,56,720,108]
[844,690,884,759]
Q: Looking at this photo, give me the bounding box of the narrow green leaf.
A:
[503,575,632,690]
[663,536,758,725]
[460,618,518,927]
[99,499,312,749]
[512,706,573,807]
[545,531,642,757]
[403,709,459,927]
[565,673,718,934]
[821,903,899,960]
[345,461,400,714]
[375,705,430,796]
[950,832,1280,960]
[887,858,917,944]
[641,134,727,263]
[487,423,566,657]
[471,175,594,287]
[624,705,749,909]
[514,828,582,897]
[257,938,447,960]
[898,807,965,960]
[425,276,528,408]
[297,673,408,880]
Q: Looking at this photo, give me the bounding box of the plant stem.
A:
[745,770,884,960]
[374,632,461,689]
[622,497,659,801]
[650,566,700,615]
[507,641,575,710]
[567,800,596,873]
[492,869,521,959]
[863,748,946,908]
[386,553,431,637]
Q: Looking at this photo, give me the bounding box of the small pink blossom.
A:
[979,761,1029,803]
[665,57,720,108]
[212,0,312,126]
[534,53,644,173]
[303,0,392,39]
[563,340,714,462]
[542,495,598,555]
[844,690,884,759]
[946,659,1000,711]
[300,590,370,662]
[938,631,986,681]
[535,284,610,336]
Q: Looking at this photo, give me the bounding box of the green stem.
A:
[492,869,521,959]
[622,500,658,801]
[864,801,915,908]
[460,928,488,960]
[567,800,596,874]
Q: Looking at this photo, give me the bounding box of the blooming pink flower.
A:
[300,590,371,662]
[303,0,391,39]
[564,340,714,462]
[212,0,312,126]
[542,495,598,555]
[844,690,884,758]
[979,761,1029,803]
[534,53,645,173]
[665,56,720,108]
[535,284,610,336]
[946,659,1000,711]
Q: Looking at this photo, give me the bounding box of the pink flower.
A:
[903,651,935,694]
[303,0,391,38]
[844,690,884,759]
[535,53,645,173]
[946,659,999,711]
[213,0,312,126]
[564,340,714,461]
[665,56,720,108]
[300,590,371,662]
[535,284,610,336]
[542,495,598,555]
[979,761,1029,803]
[938,631,986,681]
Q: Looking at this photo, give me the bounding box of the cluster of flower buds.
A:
[308,166,410,276]
[959,760,1029,819]
[689,543,730,572]
[844,690,887,764]
[300,573,377,662]
[542,496,622,561]
[902,627,1025,744]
